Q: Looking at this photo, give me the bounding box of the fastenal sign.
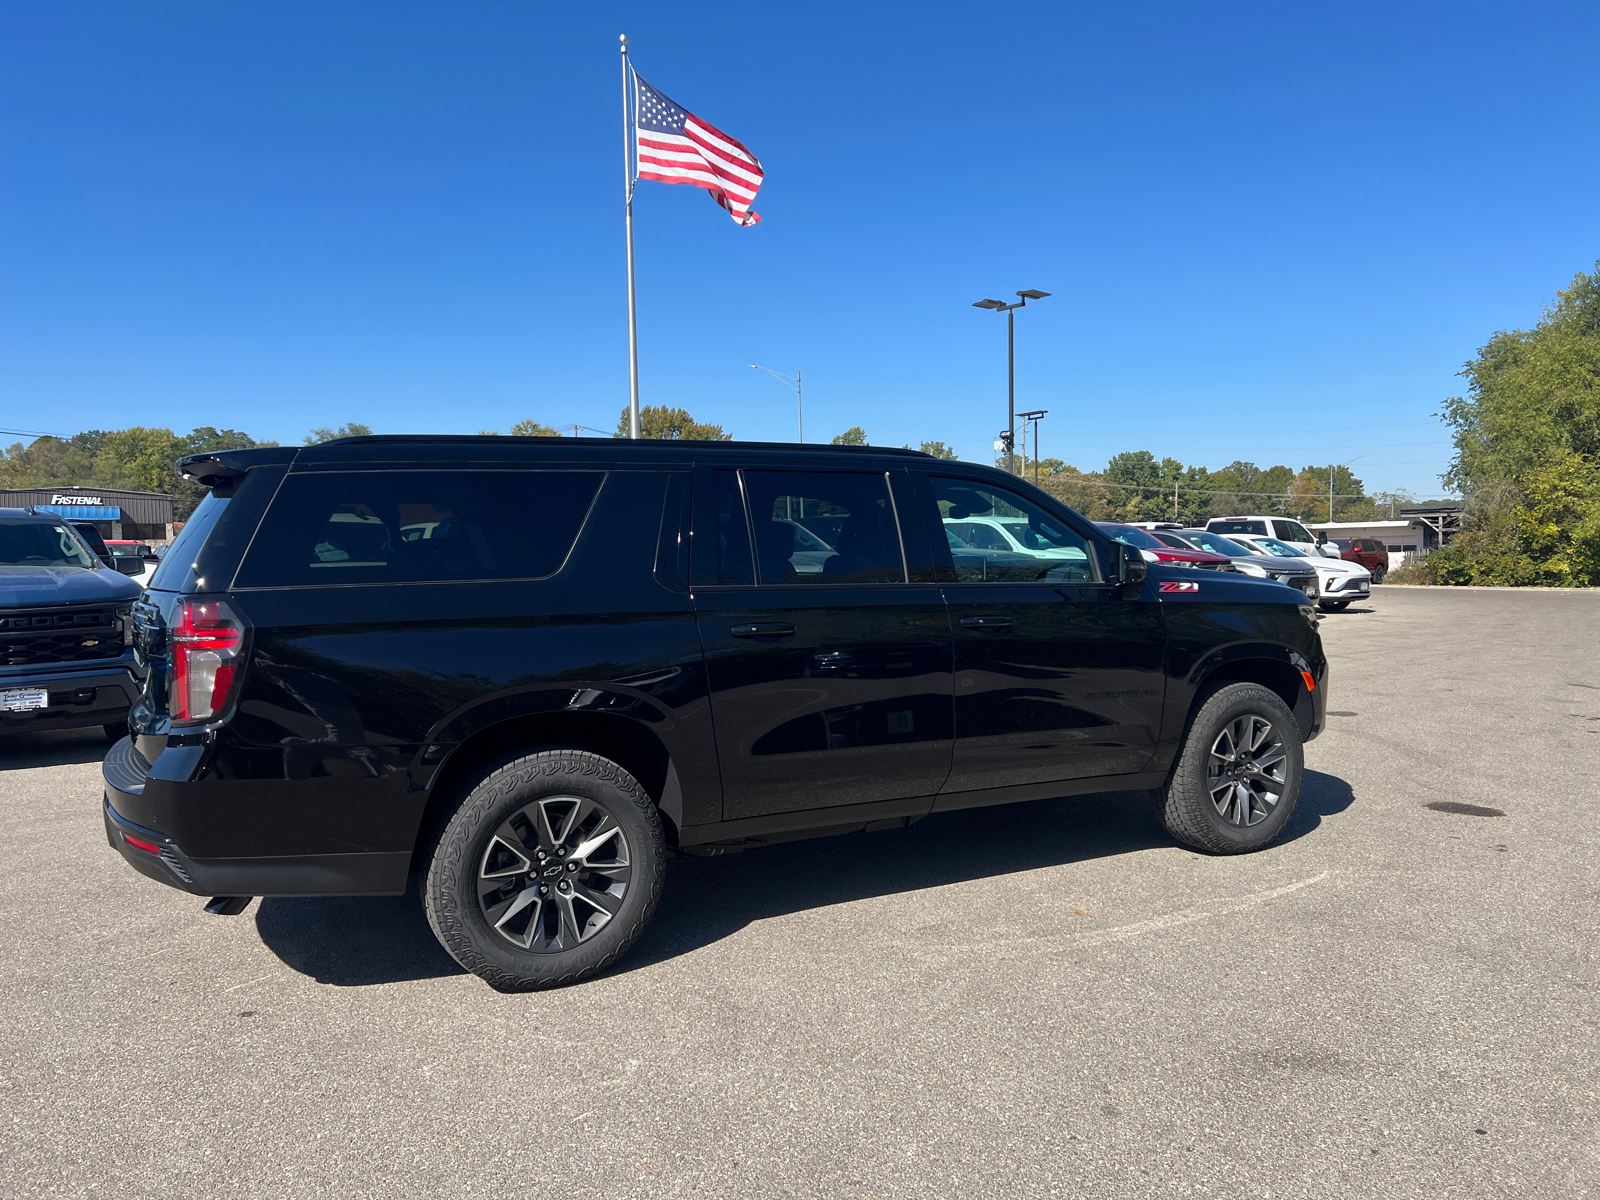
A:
[52,494,103,505]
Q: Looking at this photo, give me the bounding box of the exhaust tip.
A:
[203,896,253,916]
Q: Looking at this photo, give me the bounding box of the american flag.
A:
[633,71,763,226]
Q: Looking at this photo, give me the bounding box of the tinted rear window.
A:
[148,494,229,591]
[235,470,603,587]
[1209,520,1267,536]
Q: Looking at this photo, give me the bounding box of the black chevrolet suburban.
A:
[104,437,1326,990]
[2,508,144,739]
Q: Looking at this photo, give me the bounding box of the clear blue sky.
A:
[4,2,1598,498]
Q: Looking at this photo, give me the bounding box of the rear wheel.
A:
[1372,564,1387,583]
[423,749,666,991]
[1157,683,1303,854]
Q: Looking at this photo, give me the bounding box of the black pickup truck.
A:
[103,437,1327,990]
[1,508,144,740]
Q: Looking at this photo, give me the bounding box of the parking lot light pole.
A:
[1018,409,1047,483]
[973,290,1050,474]
[749,365,803,441]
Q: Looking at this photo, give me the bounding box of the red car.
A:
[1094,523,1236,571]
[1325,537,1388,582]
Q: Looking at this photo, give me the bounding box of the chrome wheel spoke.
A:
[475,793,632,954]
[1209,714,1285,828]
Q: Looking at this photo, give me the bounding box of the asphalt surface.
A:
[2,586,1596,1198]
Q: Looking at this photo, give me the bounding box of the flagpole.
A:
[621,34,640,439]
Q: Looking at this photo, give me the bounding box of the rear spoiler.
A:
[177,447,299,488]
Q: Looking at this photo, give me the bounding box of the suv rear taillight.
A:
[171,598,244,723]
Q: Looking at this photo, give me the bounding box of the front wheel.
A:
[1156,683,1303,854]
[424,749,666,991]
[1318,600,1350,612]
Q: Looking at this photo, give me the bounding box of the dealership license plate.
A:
[1,687,49,712]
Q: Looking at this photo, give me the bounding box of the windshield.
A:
[0,520,98,569]
[1250,537,1308,559]
[1095,523,1165,549]
[1182,531,1253,557]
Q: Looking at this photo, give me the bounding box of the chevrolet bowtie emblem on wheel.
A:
[1160,581,1201,592]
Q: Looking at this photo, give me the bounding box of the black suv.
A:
[104,437,1327,990]
[2,508,144,739]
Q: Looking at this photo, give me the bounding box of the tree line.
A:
[1,404,1407,527]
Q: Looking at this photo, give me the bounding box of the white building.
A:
[1304,518,1438,571]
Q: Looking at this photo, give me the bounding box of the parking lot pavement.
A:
[1,588,1597,1198]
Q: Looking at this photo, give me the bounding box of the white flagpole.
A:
[621,34,640,439]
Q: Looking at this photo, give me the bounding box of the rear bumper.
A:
[102,737,407,897]
[0,663,140,733]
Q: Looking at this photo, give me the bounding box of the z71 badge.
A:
[1159,580,1201,592]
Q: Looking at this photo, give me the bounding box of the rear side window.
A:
[235,471,602,587]
[1210,519,1267,536]
[742,470,906,585]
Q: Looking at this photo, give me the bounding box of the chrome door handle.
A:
[959,615,1013,631]
[731,623,796,639]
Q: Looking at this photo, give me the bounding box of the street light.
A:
[973,290,1050,474]
[750,365,802,441]
[1330,454,1369,521]
[1018,409,1047,484]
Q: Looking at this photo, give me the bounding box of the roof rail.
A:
[314,434,936,459]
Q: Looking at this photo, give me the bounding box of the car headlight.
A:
[1235,561,1268,578]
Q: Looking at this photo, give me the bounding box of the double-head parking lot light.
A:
[972,290,1051,474]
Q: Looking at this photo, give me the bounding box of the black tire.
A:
[1156,683,1303,855]
[1318,600,1350,612]
[1372,565,1387,584]
[103,723,126,743]
[423,749,666,991]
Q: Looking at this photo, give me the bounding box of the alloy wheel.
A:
[477,795,632,951]
[1207,714,1288,827]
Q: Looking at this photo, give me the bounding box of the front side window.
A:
[931,477,1096,584]
[0,521,97,569]
[742,470,905,585]
[1275,520,1314,543]
[236,470,602,587]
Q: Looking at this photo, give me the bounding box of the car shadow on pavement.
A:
[254,876,466,986]
[624,768,1355,973]
[250,769,1354,988]
[0,727,116,771]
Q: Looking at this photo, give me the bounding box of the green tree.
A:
[831,426,867,446]
[509,420,564,437]
[305,423,374,444]
[614,405,730,440]
[1437,263,1600,585]
[917,440,957,459]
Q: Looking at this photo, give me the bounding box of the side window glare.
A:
[929,477,1098,585]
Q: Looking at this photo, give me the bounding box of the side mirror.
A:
[1111,541,1147,591]
[113,558,144,575]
